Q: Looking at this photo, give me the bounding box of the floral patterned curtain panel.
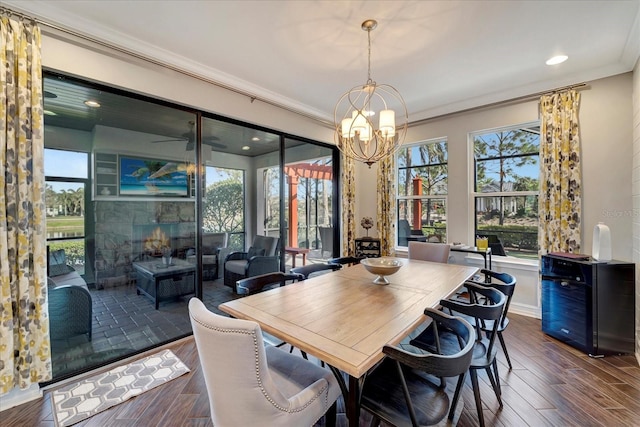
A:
[0,13,51,394]
[538,90,582,254]
[340,154,356,257]
[376,155,396,256]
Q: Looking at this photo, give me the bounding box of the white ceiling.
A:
[6,0,640,124]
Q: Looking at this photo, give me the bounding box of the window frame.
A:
[469,121,540,259]
[396,137,449,247]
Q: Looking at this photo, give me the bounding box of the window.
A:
[45,149,89,275]
[203,166,245,251]
[397,139,448,246]
[472,123,540,259]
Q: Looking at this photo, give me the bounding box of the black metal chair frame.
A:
[290,262,342,279]
[469,269,517,370]
[361,308,475,427]
[328,256,364,266]
[235,271,303,295]
[410,282,506,427]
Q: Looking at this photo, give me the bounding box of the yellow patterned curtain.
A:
[377,155,396,256]
[0,13,50,393]
[340,154,356,256]
[538,90,582,254]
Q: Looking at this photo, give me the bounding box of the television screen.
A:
[119,156,189,197]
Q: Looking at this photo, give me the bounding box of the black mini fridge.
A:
[541,254,635,356]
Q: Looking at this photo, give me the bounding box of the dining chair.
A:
[407,241,451,263]
[189,298,341,427]
[290,262,342,279]
[410,282,506,427]
[360,307,475,427]
[235,271,303,295]
[469,269,517,369]
[328,256,365,266]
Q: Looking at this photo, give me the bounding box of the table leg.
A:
[347,374,361,425]
[301,252,307,266]
[291,253,297,268]
[328,366,360,426]
[154,278,160,309]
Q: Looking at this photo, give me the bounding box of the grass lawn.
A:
[47,216,84,230]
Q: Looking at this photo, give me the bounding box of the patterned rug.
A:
[51,349,190,427]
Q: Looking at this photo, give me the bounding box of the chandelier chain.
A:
[367,26,372,83]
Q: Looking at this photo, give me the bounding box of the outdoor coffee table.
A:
[133,259,196,309]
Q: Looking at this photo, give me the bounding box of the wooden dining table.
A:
[219,258,478,425]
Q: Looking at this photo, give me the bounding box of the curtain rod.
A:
[1,6,334,128]
[410,83,588,127]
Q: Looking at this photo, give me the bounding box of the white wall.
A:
[357,73,635,319]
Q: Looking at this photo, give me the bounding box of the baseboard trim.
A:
[509,302,541,319]
[0,384,42,412]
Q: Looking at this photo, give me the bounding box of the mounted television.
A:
[119,155,190,197]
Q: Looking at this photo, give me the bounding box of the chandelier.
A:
[334,19,408,168]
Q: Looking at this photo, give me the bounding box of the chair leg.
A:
[449,372,466,420]
[492,359,503,407]
[498,331,512,370]
[325,400,337,427]
[470,369,485,427]
[368,414,381,427]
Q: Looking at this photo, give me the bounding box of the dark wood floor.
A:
[3,313,640,426]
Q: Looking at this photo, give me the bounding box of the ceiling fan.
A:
[151,121,227,150]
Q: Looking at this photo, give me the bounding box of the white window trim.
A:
[468,121,540,265]
[395,137,449,248]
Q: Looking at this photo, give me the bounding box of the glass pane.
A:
[203,165,245,252]
[45,149,88,178]
[398,140,448,196]
[44,73,198,381]
[397,198,447,245]
[475,195,538,259]
[473,127,540,192]
[284,138,334,261]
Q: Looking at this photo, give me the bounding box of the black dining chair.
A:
[410,282,506,427]
[235,271,303,295]
[290,262,342,280]
[328,256,365,266]
[360,307,475,427]
[469,269,517,370]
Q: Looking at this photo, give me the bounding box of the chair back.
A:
[203,232,227,251]
[236,271,303,295]
[477,269,516,328]
[386,307,475,378]
[291,262,342,279]
[408,241,451,263]
[318,226,333,256]
[189,298,340,426]
[328,256,364,266]
[440,282,506,360]
[188,298,291,425]
[252,235,279,256]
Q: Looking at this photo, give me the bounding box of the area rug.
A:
[51,349,190,427]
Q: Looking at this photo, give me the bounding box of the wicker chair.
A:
[48,284,92,341]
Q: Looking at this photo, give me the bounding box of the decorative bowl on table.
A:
[361,257,403,285]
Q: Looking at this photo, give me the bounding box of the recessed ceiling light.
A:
[242,146,251,151]
[43,110,57,116]
[251,137,260,142]
[84,100,101,108]
[546,55,568,65]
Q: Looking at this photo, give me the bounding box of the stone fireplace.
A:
[93,200,195,289]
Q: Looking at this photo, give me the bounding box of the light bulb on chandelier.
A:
[334,19,408,167]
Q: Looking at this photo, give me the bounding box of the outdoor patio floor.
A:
[49,250,327,382]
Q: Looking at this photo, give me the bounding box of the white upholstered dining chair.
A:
[408,241,451,263]
[188,298,341,426]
